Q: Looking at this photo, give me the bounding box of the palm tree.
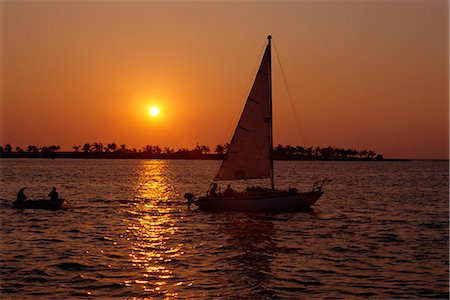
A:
[195,144,210,154]
[203,145,210,154]
[319,147,333,159]
[82,143,91,153]
[39,145,59,153]
[50,145,60,152]
[163,147,174,155]
[4,144,12,152]
[375,154,384,160]
[153,145,162,155]
[72,145,81,152]
[214,144,224,155]
[40,146,49,153]
[119,144,128,153]
[347,149,358,158]
[142,145,154,154]
[295,146,306,156]
[359,149,368,159]
[107,143,117,153]
[275,144,284,154]
[285,145,296,156]
[28,145,39,153]
[91,142,103,153]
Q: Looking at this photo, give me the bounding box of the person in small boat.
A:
[209,183,218,196]
[16,187,27,203]
[48,187,59,202]
[184,193,195,210]
[224,184,234,197]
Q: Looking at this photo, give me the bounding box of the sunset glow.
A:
[1,1,448,159]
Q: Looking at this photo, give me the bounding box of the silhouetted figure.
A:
[48,187,58,202]
[184,193,195,210]
[209,183,218,197]
[224,184,234,197]
[16,187,27,203]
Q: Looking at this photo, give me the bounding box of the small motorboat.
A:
[13,199,70,210]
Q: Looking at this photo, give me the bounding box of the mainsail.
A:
[215,38,272,181]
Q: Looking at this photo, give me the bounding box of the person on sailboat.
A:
[224,184,234,197]
[209,183,218,197]
[16,187,27,203]
[48,187,59,202]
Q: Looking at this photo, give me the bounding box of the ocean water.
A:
[0,159,448,299]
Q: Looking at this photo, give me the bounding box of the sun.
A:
[149,106,160,117]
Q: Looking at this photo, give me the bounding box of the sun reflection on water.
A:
[124,160,184,297]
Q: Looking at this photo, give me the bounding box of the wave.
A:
[53,262,91,271]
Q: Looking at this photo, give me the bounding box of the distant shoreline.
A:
[0,151,416,161]
[1,144,389,161]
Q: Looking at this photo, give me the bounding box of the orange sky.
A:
[1,1,448,159]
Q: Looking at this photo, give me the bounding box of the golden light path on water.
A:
[124,160,186,298]
[0,160,448,298]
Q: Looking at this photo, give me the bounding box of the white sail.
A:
[216,41,272,180]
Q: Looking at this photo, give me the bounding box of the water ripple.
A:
[0,159,448,298]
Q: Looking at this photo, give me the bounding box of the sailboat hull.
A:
[195,190,323,212]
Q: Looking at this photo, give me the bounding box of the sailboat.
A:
[185,35,329,212]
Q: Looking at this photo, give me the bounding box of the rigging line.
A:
[272,39,309,147]
[221,39,268,147]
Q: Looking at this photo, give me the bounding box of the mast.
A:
[267,35,274,190]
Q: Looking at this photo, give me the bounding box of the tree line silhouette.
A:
[1,142,383,160]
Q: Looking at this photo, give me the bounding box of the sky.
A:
[1,0,448,159]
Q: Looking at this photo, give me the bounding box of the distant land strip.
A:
[1,143,386,161]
